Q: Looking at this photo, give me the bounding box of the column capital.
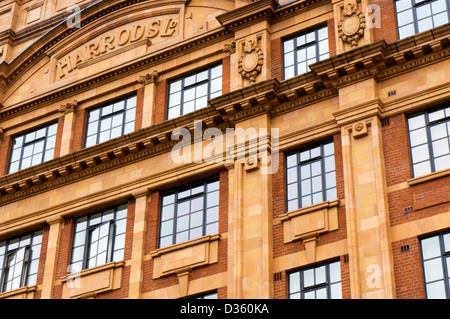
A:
[58,100,78,114]
[138,70,159,86]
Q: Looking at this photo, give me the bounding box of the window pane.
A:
[426,280,446,299]
[411,144,430,163]
[424,258,444,282]
[435,155,450,171]
[413,161,431,177]
[422,236,441,260]
[289,272,300,293]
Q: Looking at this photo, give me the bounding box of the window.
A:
[285,141,337,212]
[8,123,58,174]
[159,178,220,248]
[407,105,450,177]
[420,231,450,299]
[194,292,218,299]
[0,230,43,293]
[283,25,329,80]
[395,0,450,39]
[84,95,136,148]
[69,204,128,272]
[167,65,222,120]
[288,261,342,299]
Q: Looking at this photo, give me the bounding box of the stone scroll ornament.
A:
[338,0,366,47]
[238,39,264,84]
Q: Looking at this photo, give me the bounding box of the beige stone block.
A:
[60,262,124,299]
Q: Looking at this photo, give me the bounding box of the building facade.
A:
[0,0,449,299]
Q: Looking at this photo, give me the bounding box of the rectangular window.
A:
[167,65,222,120]
[194,292,218,299]
[69,204,128,272]
[283,25,329,80]
[0,230,43,293]
[285,141,337,212]
[288,261,342,299]
[84,95,137,148]
[420,231,450,299]
[407,105,450,177]
[159,178,220,248]
[8,123,58,174]
[395,0,450,39]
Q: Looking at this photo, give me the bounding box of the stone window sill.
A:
[60,261,125,299]
[150,234,220,279]
[280,199,340,244]
[0,285,37,299]
[407,167,450,186]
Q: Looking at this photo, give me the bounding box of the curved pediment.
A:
[0,0,233,105]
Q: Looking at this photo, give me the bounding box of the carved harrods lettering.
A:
[56,17,178,79]
[238,37,264,84]
[338,0,365,47]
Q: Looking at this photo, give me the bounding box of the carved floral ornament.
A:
[58,100,78,114]
[338,0,365,47]
[238,38,264,84]
[138,70,159,85]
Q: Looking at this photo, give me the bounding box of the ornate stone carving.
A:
[352,121,368,138]
[138,70,159,85]
[223,42,236,54]
[59,100,78,114]
[338,0,365,47]
[238,39,264,84]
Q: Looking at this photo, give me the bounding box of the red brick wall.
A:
[272,134,348,298]
[34,224,50,299]
[154,79,167,125]
[383,113,450,226]
[53,217,75,298]
[382,114,412,187]
[53,116,65,159]
[135,87,145,131]
[222,56,231,95]
[72,108,87,152]
[327,19,336,58]
[392,237,426,299]
[271,38,282,81]
[142,170,228,297]
[0,135,11,176]
[372,0,399,43]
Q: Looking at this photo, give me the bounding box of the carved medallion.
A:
[238,39,264,84]
[338,0,365,47]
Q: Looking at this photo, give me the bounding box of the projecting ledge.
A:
[407,167,450,186]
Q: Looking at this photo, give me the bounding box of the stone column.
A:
[128,190,149,299]
[40,215,64,299]
[335,78,395,298]
[138,71,158,129]
[58,101,78,157]
[227,114,274,299]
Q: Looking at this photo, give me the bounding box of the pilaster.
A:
[40,215,64,299]
[128,189,149,299]
[58,100,78,157]
[336,76,395,298]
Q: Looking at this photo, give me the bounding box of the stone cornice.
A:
[0,107,230,205]
[310,24,450,84]
[216,0,328,31]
